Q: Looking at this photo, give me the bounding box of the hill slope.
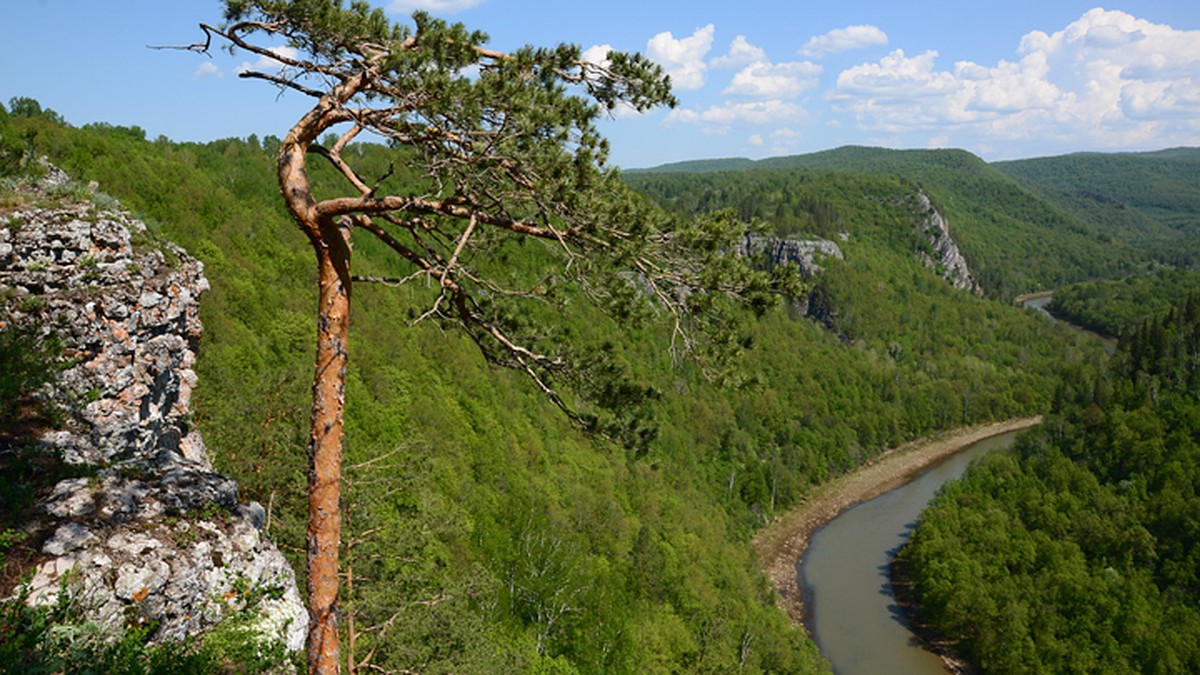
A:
[1,102,1106,673]
[902,293,1200,673]
[994,148,1200,266]
[636,146,1200,298]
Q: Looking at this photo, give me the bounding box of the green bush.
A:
[0,321,62,423]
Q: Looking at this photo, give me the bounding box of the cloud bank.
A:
[830,9,1200,150]
[649,8,1198,160]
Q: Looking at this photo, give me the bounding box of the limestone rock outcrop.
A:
[0,166,306,651]
[737,234,843,279]
[736,234,843,317]
[913,191,982,296]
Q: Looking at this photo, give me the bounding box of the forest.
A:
[1049,269,1200,337]
[633,146,1200,300]
[902,290,1200,673]
[3,89,1199,673]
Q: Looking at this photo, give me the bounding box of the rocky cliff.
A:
[0,166,306,651]
[737,234,843,280]
[737,234,843,318]
[913,191,981,295]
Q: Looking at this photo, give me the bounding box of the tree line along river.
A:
[797,293,1098,673]
[800,429,1023,674]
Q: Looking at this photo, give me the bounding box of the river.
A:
[800,429,1024,675]
[783,294,1102,672]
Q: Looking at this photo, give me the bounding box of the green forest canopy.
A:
[0,99,1119,673]
[632,146,1200,300]
[903,288,1200,673]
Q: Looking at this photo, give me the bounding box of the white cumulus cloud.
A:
[646,24,715,90]
[193,61,223,79]
[829,8,1200,151]
[667,99,806,129]
[835,49,957,98]
[712,35,766,69]
[956,52,1061,113]
[724,60,822,98]
[581,44,614,67]
[801,25,888,58]
[1019,9,1200,125]
[237,46,301,75]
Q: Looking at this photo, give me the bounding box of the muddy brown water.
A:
[800,430,1022,674]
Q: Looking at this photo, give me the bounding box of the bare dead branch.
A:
[351,273,425,287]
[311,135,373,196]
[237,70,327,98]
[346,447,406,472]
[149,23,216,54]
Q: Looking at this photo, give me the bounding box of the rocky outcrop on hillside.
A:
[737,234,843,317]
[737,235,843,279]
[914,192,981,295]
[0,166,306,651]
[739,230,844,314]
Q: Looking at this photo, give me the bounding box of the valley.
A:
[753,417,1042,629]
[3,97,1199,672]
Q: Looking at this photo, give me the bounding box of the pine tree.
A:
[186,2,795,671]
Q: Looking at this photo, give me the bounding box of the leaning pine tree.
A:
[188,1,798,672]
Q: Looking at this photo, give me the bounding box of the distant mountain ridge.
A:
[633,145,1200,175]
[629,145,1200,299]
[994,147,1200,236]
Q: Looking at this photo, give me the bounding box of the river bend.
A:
[800,430,1023,674]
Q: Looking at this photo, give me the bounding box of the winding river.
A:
[800,429,1023,674]
[787,293,1113,673]
[1022,293,1117,353]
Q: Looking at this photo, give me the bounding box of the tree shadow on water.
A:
[880,520,930,648]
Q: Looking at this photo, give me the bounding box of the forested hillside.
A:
[2,101,1103,672]
[1050,269,1200,338]
[634,146,1200,299]
[996,148,1200,242]
[631,137,1200,675]
[902,293,1200,673]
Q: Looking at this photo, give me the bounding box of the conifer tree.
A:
[188,2,793,671]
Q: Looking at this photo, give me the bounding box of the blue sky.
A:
[2,0,1197,168]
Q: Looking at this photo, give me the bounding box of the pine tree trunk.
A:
[306,217,352,674]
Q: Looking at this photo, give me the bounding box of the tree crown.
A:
[192,0,798,446]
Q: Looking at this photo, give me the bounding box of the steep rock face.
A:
[914,191,981,295]
[737,235,843,279]
[737,234,843,316]
[0,167,306,651]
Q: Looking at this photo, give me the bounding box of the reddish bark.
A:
[305,220,351,675]
[277,93,358,674]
